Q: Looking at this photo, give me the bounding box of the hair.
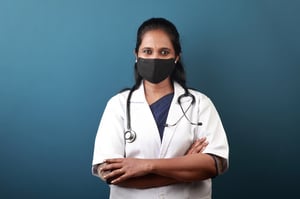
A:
[132,17,187,91]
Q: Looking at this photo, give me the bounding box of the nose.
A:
[152,52,161,59]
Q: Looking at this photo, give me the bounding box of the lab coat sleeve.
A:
[199,95,229,162]
[91,94,126,176]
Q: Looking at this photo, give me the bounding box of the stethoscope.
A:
[124,86,202,143]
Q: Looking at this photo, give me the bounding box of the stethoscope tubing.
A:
[124,86,201,143]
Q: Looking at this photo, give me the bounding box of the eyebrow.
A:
[160,47,171,51]
[140,47,172,51]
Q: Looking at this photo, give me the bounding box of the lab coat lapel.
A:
[130,82,162,149]
[160,83,188,157]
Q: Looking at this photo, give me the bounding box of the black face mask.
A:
[136,58,176,84]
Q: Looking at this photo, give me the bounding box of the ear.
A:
[134,50,138,62]
[175,54,180,63]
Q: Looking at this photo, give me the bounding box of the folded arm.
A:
[96,138,229,188]
[97,163,178,189]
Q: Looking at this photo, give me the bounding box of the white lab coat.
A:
[92,82,229,199]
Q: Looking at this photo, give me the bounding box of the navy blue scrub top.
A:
[149,93,174,141]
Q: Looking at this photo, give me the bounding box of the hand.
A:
[185,137,208,155]
[97,163,111,181]
[100,158,151,184]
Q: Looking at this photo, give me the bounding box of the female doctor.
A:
[92,18,229,199]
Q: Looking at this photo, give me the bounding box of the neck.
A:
[143,78,174,105]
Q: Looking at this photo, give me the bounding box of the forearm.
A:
[97,163,179,189]
[100,140,219,185]
[115,174,179,189]
[149,153,216,182]
[117,154,221,188]
[101,153,216,185]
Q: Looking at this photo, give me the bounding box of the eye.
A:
[160,49,170,56]
[142,49,152,55]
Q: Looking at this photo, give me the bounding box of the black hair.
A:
[132,17,187,91]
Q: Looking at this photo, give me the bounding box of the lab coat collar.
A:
[130,81,187,104]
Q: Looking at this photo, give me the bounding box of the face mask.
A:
[136,58,176,84]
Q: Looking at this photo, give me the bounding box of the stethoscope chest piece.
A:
[124,130,136,143]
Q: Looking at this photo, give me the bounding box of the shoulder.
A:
[187,88,219,112]
[188,88,210,101]
[173,82,213,106]
[106,89,130,108]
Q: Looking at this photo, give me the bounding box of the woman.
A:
[92,18,229,199]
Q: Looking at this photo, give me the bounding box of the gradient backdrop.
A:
[1,0,299,198]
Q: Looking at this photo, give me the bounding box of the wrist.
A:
[146,159,155,173]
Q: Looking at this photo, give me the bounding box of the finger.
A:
[104,168,125,180]
[111,174,126,184]
[197,141,209,153]
[192,138,204,149]
[198,137,207,144]
[101,162,122,172]
[97,163,110,179]
[199,143,208,152]
[200,140,208,147]
[186,138,207,155]
[189,139,204,154]
[186,140,200,154]
[189,140,208,154]
[105,158,123,164]
[187,143,197,154]
[110,170,130,184]
[193,138,206,147]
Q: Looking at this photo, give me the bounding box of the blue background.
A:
[1,0,299,198]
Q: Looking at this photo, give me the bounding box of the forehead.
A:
[140,29,173,48]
